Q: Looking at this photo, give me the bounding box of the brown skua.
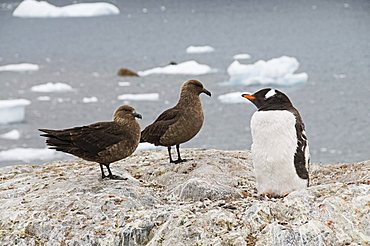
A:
[140,79,211,163]
[39,105,142,180]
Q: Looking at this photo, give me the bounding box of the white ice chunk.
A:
[118,81,131,87]
[92,72,100,77]
[0,130,21,140]
[227,56,308,86]
[117,93,159,101]
[138,60,216,76]
[31,82,73,93]
[135,143,161,151]
[0,63,39,72]
[218,92,251,104]
[0,99,31,109]
[13,0,120,18]
[82,97,98,103]
[233,53,251,60]
[333,73,346,79]
[0,148,63,162]
[37,96,51,101]
[0,99,31,124]
[186,45,215,54]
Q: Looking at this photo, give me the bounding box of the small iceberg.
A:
[31,82,73,93]
[233,53,251,60]
[227,56,308,86]
[0,99,31,124]
[118,82,131,87]
[37,96,51,101]
[0,148,62,162]
[13,0,120,18]
[0,63,39,72]
[218,92,251,104]
[186,45,215,54]
[0,130,21,140]
[118,93,159,101]
[82,97,98,103]
[138,60,216,76]
[333,73,346,79]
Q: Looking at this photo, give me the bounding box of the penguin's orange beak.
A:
[242,94,256,100]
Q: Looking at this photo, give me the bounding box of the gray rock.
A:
[0,149,369,245]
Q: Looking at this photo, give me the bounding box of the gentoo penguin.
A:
[39,105,142,180]
[140,79,211,163]
[242,88,310,197]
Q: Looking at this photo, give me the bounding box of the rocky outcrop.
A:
[0,149,369,245]
[117,67,139,77]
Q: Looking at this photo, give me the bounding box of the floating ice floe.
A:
[92,72,100,77]
[0,99,31,124]
[218,92,252,104]
[118,82,131,87]
[118,93,159,101]
[0,130,21,140]
[57,98,66,103]
[227,56,308,86]
[138,60,217,76]
[136,143,161,151]
[13,0,120,18]
[233,53,251,60]
[1,2,18,11]
[37,96,51,101]
[333,73,346,79]
[31,82,73,93]
[82,97,98,103]
[186,45,215,54]
[0,148,63,162]
[0,63,39,72]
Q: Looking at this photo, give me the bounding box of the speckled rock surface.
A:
[0,149,369,245]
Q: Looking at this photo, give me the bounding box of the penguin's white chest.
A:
[250,110,306,196]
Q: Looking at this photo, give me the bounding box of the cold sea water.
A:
[0,0,369,167]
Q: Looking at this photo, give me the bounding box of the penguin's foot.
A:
[260,192,288,199]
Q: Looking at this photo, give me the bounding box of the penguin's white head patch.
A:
[265,89,276,99]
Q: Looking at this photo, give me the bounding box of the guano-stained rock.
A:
[0,149,369,245]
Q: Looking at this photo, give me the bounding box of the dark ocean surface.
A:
[0,0,369,167]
